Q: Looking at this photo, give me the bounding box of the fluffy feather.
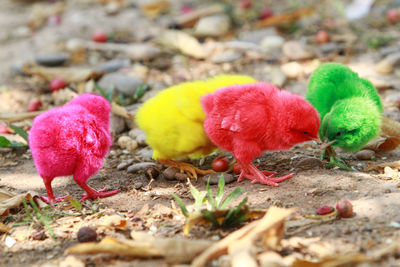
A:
[135,74,257,160]
[202,82,320,186]
[306,63,383,152]
[29,93,118,203]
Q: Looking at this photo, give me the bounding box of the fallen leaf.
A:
[368,161,400,172]
[111,102,133,119]
[0,222,10,233]
[99,214,127,230]
[140,0,170,18]
[171,4,224,28]
[0,191,43,216]
[22,64,97,83]
[0,111,43,123]
[292,253,369,267]
[364,136,400,152]
[191,207,293,267]
[158,30,207,59]
[255,7,315,28]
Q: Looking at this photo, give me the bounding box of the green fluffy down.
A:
[306,63,383,152]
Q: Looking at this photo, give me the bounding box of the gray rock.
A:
[194,15,230,37]
[356,149,375,160]
[127,162,157,173]
[268,67,287,87]
[35,53,69,67]
[211,51,242,64]
[133,181,144,190]
[203,173,235,185]
[136,147,153,160]
[239,28,278,44]
[117,159,135,170]
[282,41,314,61]
[129,128,147,146]
[98,72,143,97]
[96,58,131,73]
[260,35,284,53]
[10,62,29,76]
[110,114,127,134]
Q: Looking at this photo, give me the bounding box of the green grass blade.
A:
[22,199,32,221]
[171,193,188,217]
[220,187,245,209]
[69,197,82,211]
[206,178,217,210]
[215,175,225,208]
[9,124,28,143]
[194,191,207,212]
[0,136,11,147]
[202,210,220,227]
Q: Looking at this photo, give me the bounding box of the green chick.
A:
[306,63,383,169]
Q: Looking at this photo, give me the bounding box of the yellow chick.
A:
[135,74,257,178]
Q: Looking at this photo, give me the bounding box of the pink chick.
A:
[29,93,118,203]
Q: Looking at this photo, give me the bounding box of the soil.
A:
[2,0,400,266]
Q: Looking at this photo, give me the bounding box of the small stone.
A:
[293,156,322,170]
[136,147,153,160]
[239,28,277,44]
[260,35,284,53]
[203,173,235,185]
[98,72,143,97]
[110,116,126,136]
[355,149,375,160]
[105,2,120,15]
[125,44,161,61]
[77,226,97,243]
[133,181,144,189]
[66,38,85,51]
[194,15,230,37]
[35,53,69,67]
[163,166,179,180]
[376,59,393,74]
[117,136,138,152]
[96,58,131,73]
[117,159,135,170]
[211,51,242,64]
[31,230,46,240]
[283,41,314,61]
[268,67,287,87]
[281,62,303,79]
[129,128,147,146]
[175,173,189,181]
[127,162,157,173]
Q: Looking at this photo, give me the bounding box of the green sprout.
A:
[0,124,29,148]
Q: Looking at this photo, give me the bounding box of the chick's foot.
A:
[158,159,214,179]
[40,195,69,204]
[80,188,119,202]
[237,163,293,186]
[321,146,353,171]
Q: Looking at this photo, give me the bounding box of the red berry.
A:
[259,8,274,20]
[233,163,241,175]
[212,157,229,172]
[0,123,10,134]
[92,30,108,43]
[316,205,334,215]
[336,199,353,218]
[50,77,67,92]
[180,4,194,15]
[239,0,252,9]
[387,9,400,23]
[316,30,330,44]
[27,99,42,112]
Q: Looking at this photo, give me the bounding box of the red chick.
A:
[29,93,119,203]
[201,82,320,186]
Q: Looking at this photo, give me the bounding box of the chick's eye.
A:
[336,132,342,137]
[303,131,309,135]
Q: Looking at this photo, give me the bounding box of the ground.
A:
[1,0,400,266]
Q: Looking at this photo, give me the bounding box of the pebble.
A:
[98,72,143,97]
[117,159,135,170]
[211,51,242,64]
[202,173,235,185]
[136,147,153,160]
[35,53,69,67]
[133,181,144,190]
[239,28,277,44]
[175,173,189,181]
[194,15,230,37]
[355,149,375,160]
[282,41,314,61]
[124,44,161,60]
[127,162,157,173]
[292,156,322,170]
[260,35,284,53]
[281,62,303,79]
[267,66,287,87]
[66,38,85,51]
[110,114,127,134]
[117,136,138,152]
[129,128,147,146]
[95,58,131,73]
[376,59,393,74]
[105,2,120,15]
[163,166,179,180]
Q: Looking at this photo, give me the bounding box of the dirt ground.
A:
[2,0,400,266]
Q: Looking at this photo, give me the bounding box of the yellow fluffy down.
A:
[135,74,257,160]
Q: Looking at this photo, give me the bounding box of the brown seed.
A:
[175,173,189,181]
[163,166,179,180]
[77,226,97,243]
[336,199,353,218]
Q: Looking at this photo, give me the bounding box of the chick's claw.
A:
[40,195,69,204]
[80,188,119,202]
[158,159,214,179]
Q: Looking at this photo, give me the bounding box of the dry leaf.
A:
[23,64,97,83]
[292,253,369,267]
[255,7,315,28]
[99,214,127,230]
[158,30,207,59]
[192,207,293,267]
[0,111,43,123]
[140,0,170,18]
[0,191,43,216]
[364,136,400,152]
[0,222,11,233]
[368,161,400,172]
[111,102,133,119]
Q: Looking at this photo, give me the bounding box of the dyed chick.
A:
[29,93,119,203]
[135,74,257,179]
[202,82,320,186]
[306,63,383,169]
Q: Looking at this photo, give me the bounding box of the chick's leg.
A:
[40,176,68,204]
[74,179,119,202]
[158,159,214,179]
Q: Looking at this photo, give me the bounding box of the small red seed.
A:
[259,8,274,20]
[239,0,252,9]
[212,157,229,172]
[316,30,330,44]
[50,77,67,92]
[387,9,400,23]
[77,226,97,243]
[92,30,108,43]
[27,99,42,112]
[316,205,334,215]
[336,199,353,218]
